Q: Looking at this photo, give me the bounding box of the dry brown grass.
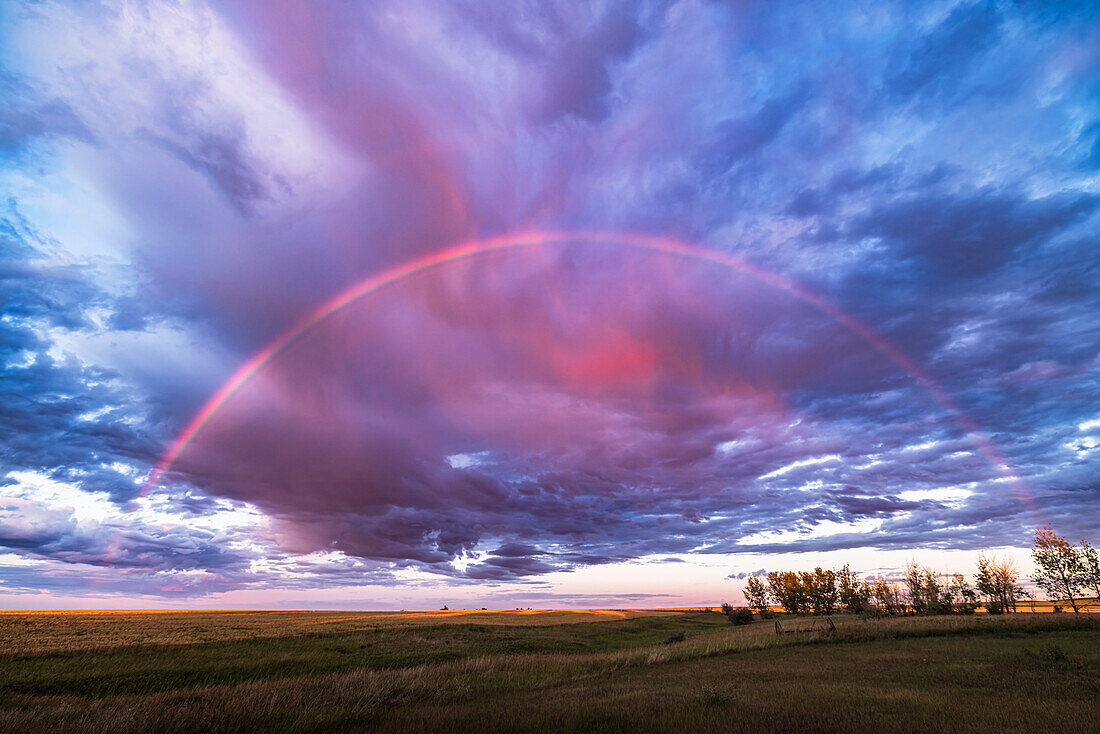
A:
[0,608,689,658]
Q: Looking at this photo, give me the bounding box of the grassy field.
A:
[0,608,691,658]
[0,609,1097,732]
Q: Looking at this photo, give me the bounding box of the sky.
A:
[1,0,1098,610]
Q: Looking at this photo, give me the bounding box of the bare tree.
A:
[976,552,1023,613]
[1031,526,1086,613]
[990,556,1023,613]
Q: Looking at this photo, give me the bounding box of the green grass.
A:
[0,611,1097,732]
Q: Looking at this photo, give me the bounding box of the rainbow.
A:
[141,229,1030,513]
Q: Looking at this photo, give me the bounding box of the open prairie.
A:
[1,609,1097,732]
[0,608,687,658]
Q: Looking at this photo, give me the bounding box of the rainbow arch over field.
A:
[141,229,1032,515]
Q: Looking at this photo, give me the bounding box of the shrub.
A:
[1052,605,1063,613]
[1037,644,1067,663]
[663,631,686,644]
[728,607,754,625]
[720,603,753,624]
[985,601,1003,615]
[1023,643,1070,667]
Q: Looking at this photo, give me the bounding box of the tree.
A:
[975,553,1001,613]
[868,577,903,615]
[1080,540,1100,602]
[905,562,940,614]
[744,576,770,616]
[1031,525,1086,613]
[800,567,839,615]
[882,578,905,615]
[837,564,871,614]
[947,573,978,614]
[976,552,1022,614]
[990,556,1022,613]
[903,563,976,615]
[904,562,923,613]
[766,571,807,615]
[934,572,977,615]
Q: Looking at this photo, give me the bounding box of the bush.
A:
[722,606,753,625]
[1037,644,1067,663]
[663,631,686,644]
[1052,605,1063,613]
[1023,643,1070,667]
[985,601,1003,615]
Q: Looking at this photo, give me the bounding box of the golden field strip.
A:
[2,601,1094,658]
[0,608,680,658]
[0,608,1097,732]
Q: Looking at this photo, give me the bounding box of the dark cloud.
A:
[707,86,809,173]
[0,73,95,154]
[850,187,1098,278]
[886,1,1002,103]
[138,126,270,214]
[536,7,643,123]
[0,210,160,503]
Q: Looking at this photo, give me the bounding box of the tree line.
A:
[738,525,1099,617]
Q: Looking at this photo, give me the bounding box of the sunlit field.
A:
[1,609,1096,732]
[0,608,685,658]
